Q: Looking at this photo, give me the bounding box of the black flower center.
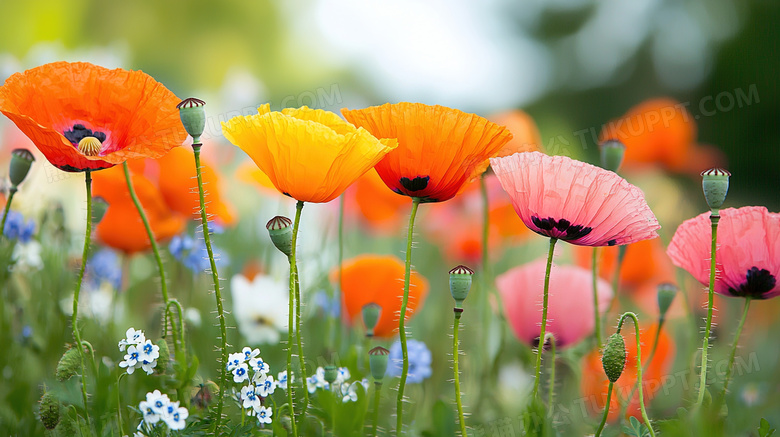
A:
[63,124,106,145]
[530,216,593,241]
[729,267,776,299]
[399,176,430,192]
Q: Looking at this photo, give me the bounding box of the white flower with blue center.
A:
[232,362,250,383]
[161,401,188,431]
[119,345,141,374]
[337,367,351,384]
[277,371,291,390]
[341,381,364,403]
[226,352,244,372]
[119,327,146,352]
[250,356,270,375]
[141,358,158,375]
[307,367,329,393]
[138,340,160,363]
[240,385,261,409]
[256,374,276,398]
[242,347,260,362]
[254,405,273,425]
[139,400,161,424]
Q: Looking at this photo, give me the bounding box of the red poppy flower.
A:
[0,61,186,172]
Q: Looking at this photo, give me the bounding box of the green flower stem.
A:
[285,253,298,437]
[166,300,187,362]
[592,248,602,348]
[479,176,492,356]
[73,170,92,428]
[720,297,751,402]
[290,200,310,425]
[116,373,127,435]
[166,299,189,405]
[620,319,665,421]
[1,187,17,238]
[532,237,558,399]
[697,214,720,407]
[453,308,467,436]
[594,381,614,437]
[547,334,557,414]
[122,163,178,357]
[192,145,228,435]
[617,312,656,437]
[396,197,421,434]
[371,382,382,437]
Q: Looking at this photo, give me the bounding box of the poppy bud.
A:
[599,139,626,173]
[657,282,678,320]
[9,149,35,187]
[91,196,109,225]
[39,391,60,430]
[155,339,170,375]
[449,265,474,308]
[602,333,627,383]
[177,97,207,144]
[323,365,338,384]
[701,168,730,215]
[369,346,389,381]
[362,303,382,337]
[266,216,293,257]
[55,347,81,381]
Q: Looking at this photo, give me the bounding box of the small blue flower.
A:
[169,233,228,274]
[85,249,122,290]
[386,339,432,384]
[313,290,340,318]
[2,211,35,243]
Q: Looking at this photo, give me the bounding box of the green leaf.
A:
[621,416,651,437]
[759,418,776,437]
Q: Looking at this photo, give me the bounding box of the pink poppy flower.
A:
[496,259,613,348]
[490,152,660,246]
[667,206,780,299]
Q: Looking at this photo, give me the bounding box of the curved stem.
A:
[720,297,751,402]
[453,309,467,436]
[594,381,614,437]
[532,237,558,399]
[122,163,177,355]
[620,319,665,421]
[166,300,187,360]
[697,214,720,407]
[604,246,627,330]
[291,200,310,426]
[547,334,557,415]
[371,382,382,437]
[396,197,421,434]
[73,170,92,428]
[116,372,127,435]
[617,312,656,437]
[592,248,602,348]
[193,145,228,435]
[1,187,17,238]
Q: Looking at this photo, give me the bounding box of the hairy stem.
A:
[617,312,657,437]
[532,237,558,399]
[1,187,17,238]
[291,200,310,427]
[697,214,719,407]
[593,248,602,348]
[453,309,467,436]
[594,381,614,437]
[73,170,92,428]
[720,297,751,402]
[372,382,382,437]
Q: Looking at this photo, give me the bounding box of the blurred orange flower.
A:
[333,255,429,338]
[344,169,411,233]
[0,61,185,172]
[599,98,724,174]
[342,102,512,203]
[580,323,674,422]
[574,238,676,290]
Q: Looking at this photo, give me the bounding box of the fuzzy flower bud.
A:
[449,265,474,308]
[266,216,293,257]
[9,148,35,187]
[323,365,338,384]
[177,98,207,144]
[701,168,730,215]
[362,303,382,337]
[55,347,81,382]
[657,283,678,320]
[369,346,390,382]
[599,139,626,173]
[39,392,60,430]
[602,333,627,383]
[155,339,170,375]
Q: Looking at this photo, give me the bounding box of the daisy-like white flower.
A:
[254,405,273,425]
[232,362,250,383]
[119,345,140,373]
[277,371,291,390]
[231,274,288,345]
[162,401,188,431]
[119,327,146,352]
[241,385,262,409]
[138,340,160,363]
[146,390,170,415]
[226,352,244,372]
[139,399,161,424]
[256,374,276,398]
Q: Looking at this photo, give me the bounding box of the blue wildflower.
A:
[386,339,432,384]
[3,210,35,243]
[85,249,122,290]
[169,232,228,273]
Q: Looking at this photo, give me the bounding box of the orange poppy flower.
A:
[0,62,186,172]
[334,255,429,338]
[580,323,674,422]
[342,169,412,234]
[599,98,724,174]
[222,105,397,203]
[342,103,512,203]
[92,165,185,254]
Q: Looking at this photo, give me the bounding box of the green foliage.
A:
[622,416,651,437]
[759,418,776,437]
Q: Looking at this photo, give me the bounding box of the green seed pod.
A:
[55,347,81,382]
[39,392,60,430]
[9,148,35,187]
[701,168,730,215]
[369,346,390,381]
[155,339,170,375]
[602,333,627,383]
[323,365,338,384]
[657,282,678,320]
[449,265,474,308]
[55,415,76,436]
[177,98,207,144]
[266,216,293,257]
[91,196,109,225]
[362,303,382,337]
[599,139,626,173]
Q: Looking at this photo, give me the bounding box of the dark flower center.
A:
[728,267,776,299]
[530,216,593,241]
[399,176,430,192]
[63,124,106,145]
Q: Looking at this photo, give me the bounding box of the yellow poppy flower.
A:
[222,105,398,203]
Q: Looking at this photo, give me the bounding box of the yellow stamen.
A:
[78,137,102,157]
